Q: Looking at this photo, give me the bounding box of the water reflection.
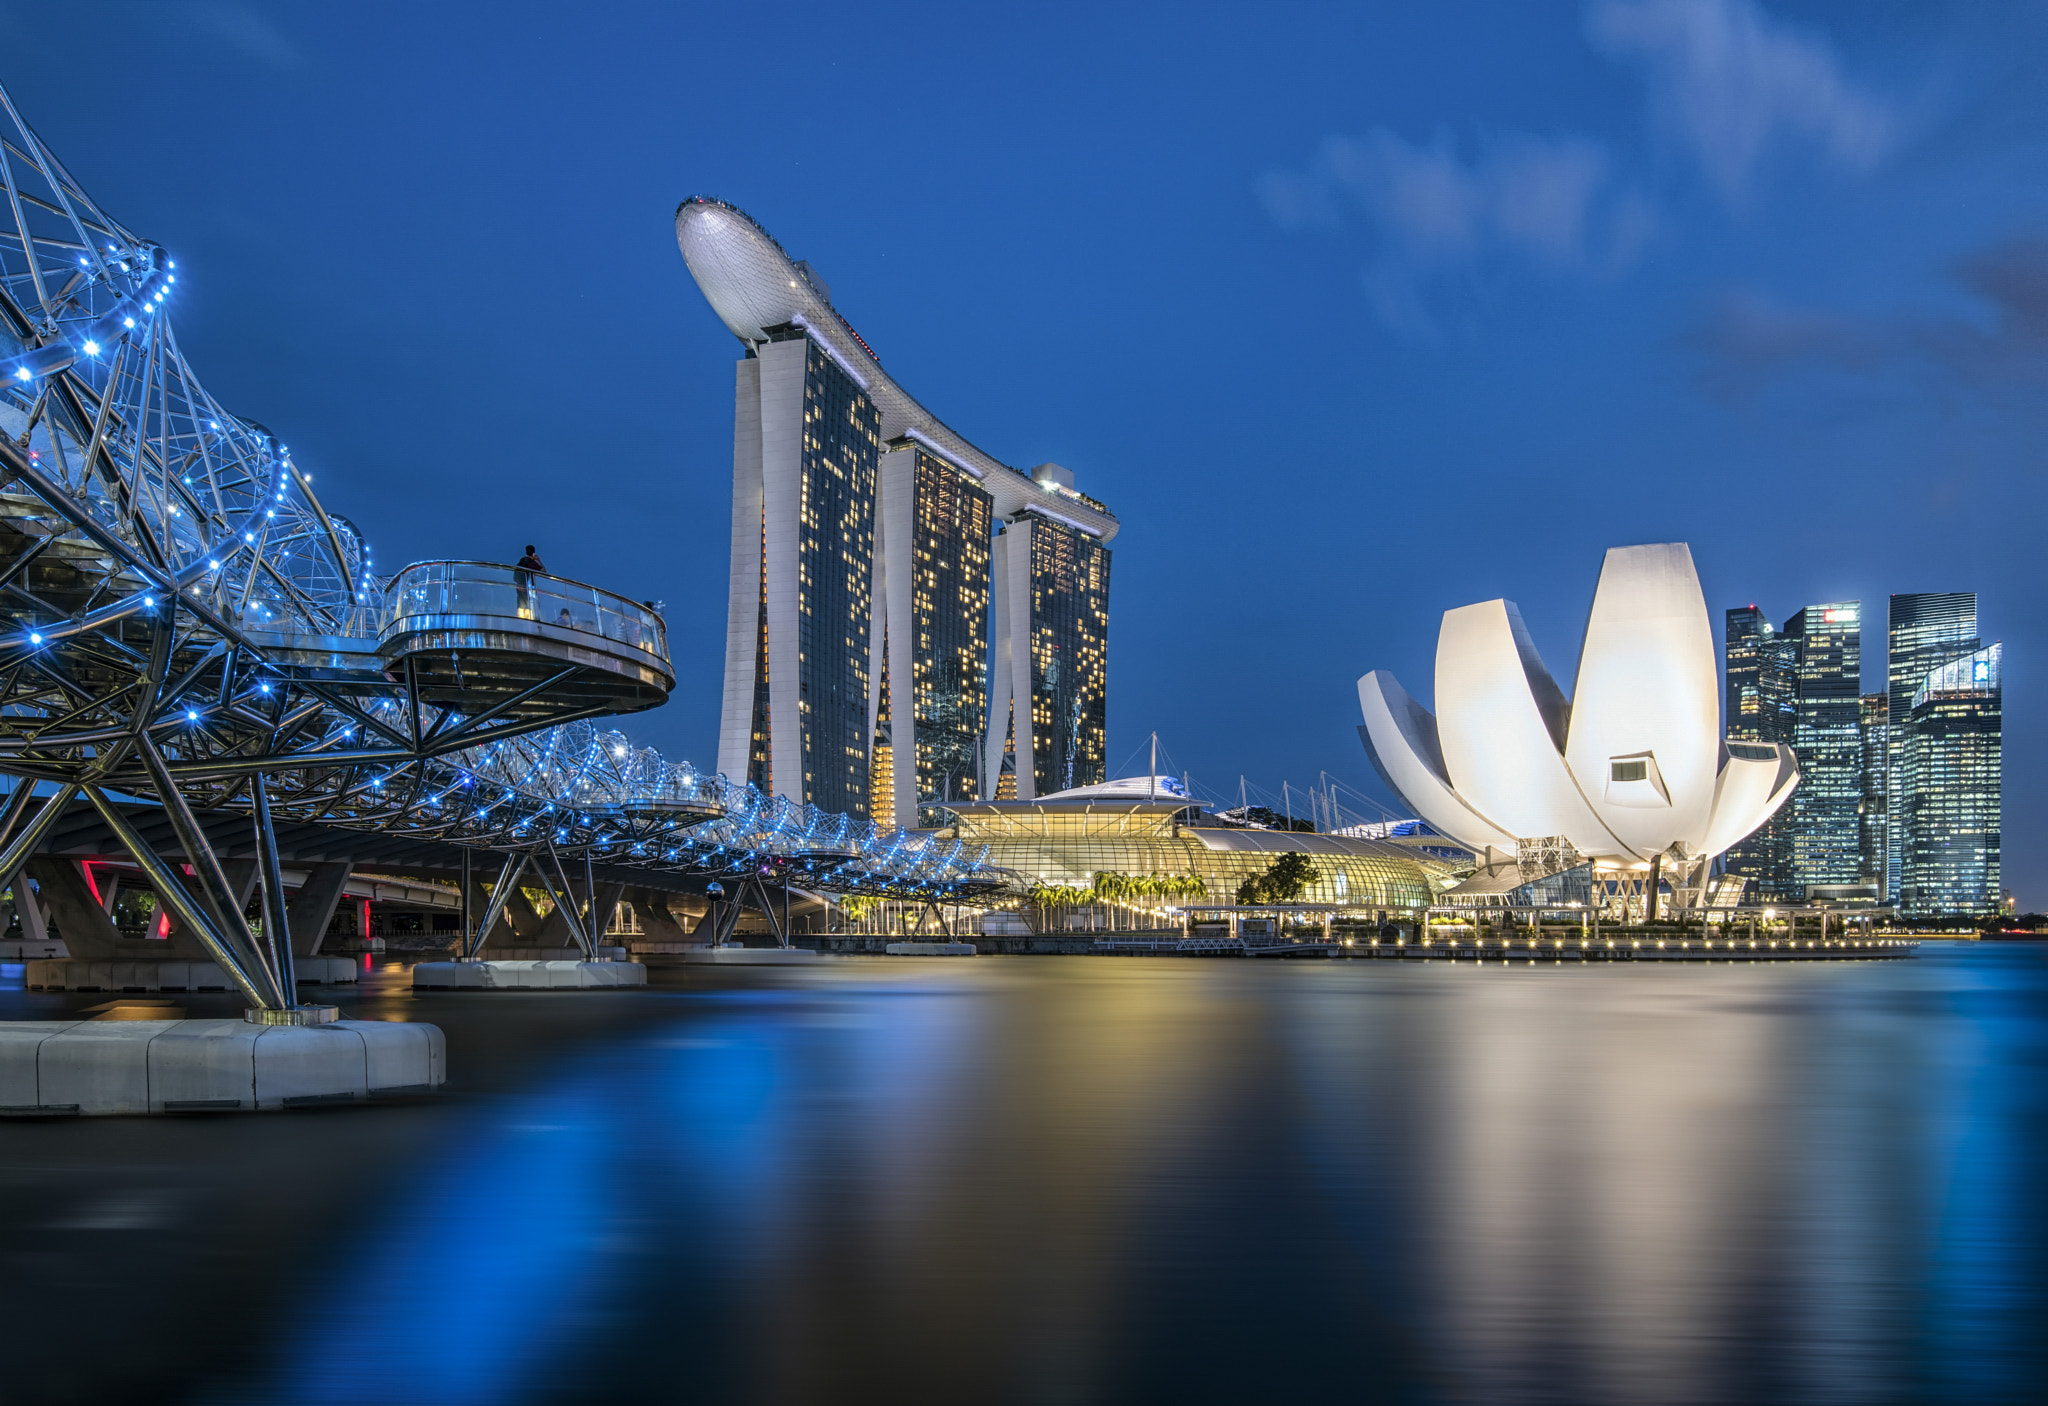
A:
[210,948,2046,1405]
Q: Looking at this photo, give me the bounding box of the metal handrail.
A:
[380,559,670,664]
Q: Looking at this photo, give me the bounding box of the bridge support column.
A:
[25,859,121,960]
[8,872,50,944]
[462,870,519,951]
[287,862,353,958]
[532,848,593,958]
[83,783,284,1010]
[627,889,689,942]
[464,853,527,959]
[588,883,624,943]
[501,882,547,940]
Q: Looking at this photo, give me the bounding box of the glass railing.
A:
[380,560,669,664]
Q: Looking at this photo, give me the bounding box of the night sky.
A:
[3,3,2042,898]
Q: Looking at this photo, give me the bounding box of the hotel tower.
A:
[676,198,1118,821]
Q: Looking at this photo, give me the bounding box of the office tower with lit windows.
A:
[1859,693,1888,890]
[1899,644,2002,915]
[1886,593,1978,903]
[1781,602,1864,896]
[679,197,1119,818]
[1723,606,1799,897]
[875,441,993,824]
[723,330,880,817]
[987,500,1111,802]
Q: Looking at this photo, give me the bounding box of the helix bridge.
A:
[0,83,1000,1011]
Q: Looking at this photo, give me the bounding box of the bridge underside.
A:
[21,795,715,897]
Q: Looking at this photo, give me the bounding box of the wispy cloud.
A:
[1690,234,2048,401]
[1258,1,1897,338]
[190,2,304,69]
[1257,129,1648,339]
[1586,0,1893,200]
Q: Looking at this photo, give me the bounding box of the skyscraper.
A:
[678,198,1119,817]
[1723,606,1799,897]
[1858,693,1887,890]
[1886,593,1978,903]
[1899,644,2002,914]
[1725,607,1798,745]
[1781,602,1864,897]
[986,499,1111,801]
[721,330,881,816]
[874,441,992,822]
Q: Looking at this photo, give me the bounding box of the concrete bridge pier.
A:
[412,849,645,990]
[2,779,444,1116]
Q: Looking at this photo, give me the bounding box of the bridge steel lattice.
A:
[0,83,1001,1011]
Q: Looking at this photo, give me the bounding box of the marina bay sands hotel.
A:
[676,198,1118,823]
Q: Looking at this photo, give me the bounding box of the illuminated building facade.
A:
[1722,606,1799,897]
[987,495,1111,802]
[875,442,992,820]
[1859,693,1888,891]
[942,780,1447,912]
[1886,593,1978,904]
[725,330,880,817]
[1899,644,2002,915]
[678,198,1118,817]
[1782,602,1864,896]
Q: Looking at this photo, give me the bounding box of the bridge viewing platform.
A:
[379,561,673,721]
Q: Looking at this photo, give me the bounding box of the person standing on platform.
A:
[515,544,546,618]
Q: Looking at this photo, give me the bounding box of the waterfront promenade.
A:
[4,943,2044,1404]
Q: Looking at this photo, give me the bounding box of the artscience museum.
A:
[1358,544,1799,911]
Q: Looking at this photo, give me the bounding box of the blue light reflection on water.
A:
[240,983,973,1406]
[211,951,2048,1405]
[271,1072,624,1404]
[1921,951,2048,1400]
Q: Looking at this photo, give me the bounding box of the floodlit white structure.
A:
[678,198,1118,812]
[1358,544,1798,876]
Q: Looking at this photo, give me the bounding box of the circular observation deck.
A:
[378,561,673,721]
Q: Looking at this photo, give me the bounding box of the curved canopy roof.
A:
[676,197,1118,542]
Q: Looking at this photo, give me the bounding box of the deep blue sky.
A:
[4,3,2044,897]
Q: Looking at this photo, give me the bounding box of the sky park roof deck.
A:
[674,196,1121,542]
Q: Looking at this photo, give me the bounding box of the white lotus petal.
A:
[1700,743,1799,858]
[1434,600,1626,857]
[1358,670,1519,857]
[1566,544,1720,855]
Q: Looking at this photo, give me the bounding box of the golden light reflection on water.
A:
[14,947,2042,1405]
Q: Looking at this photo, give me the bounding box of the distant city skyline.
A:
[1723,591,2001,915]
